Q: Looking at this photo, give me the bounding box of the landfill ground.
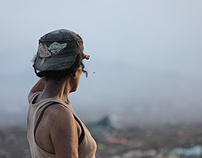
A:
[0,123,202,158]
[92,123,202,158]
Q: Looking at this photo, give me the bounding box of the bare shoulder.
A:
[34,103,79,157]
[43,103,77,136]
[44,103,79,157]
[45,103,75,125]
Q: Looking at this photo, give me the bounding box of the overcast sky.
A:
[0,0,202,125]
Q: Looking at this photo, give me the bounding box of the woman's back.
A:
[27,93,97,158]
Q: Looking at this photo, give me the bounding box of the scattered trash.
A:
[170,145,202,157]
[106,138,129,145]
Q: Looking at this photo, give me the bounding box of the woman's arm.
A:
[28,78,46,102]
[50,105,79,158]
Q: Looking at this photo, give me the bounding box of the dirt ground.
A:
[0,123,202,158]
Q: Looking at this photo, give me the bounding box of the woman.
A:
[27,29,97,158]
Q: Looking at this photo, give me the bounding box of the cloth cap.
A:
[33,29,84,72]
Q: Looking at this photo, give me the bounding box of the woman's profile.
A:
[27,29,97,158]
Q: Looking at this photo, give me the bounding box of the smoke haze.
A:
[0,0,202,126]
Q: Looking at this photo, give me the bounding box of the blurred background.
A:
[0,0,202,157]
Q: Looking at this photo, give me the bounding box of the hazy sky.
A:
[0,0,202,125]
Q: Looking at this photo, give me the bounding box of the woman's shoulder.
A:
[43,103,78,142]
[47,103,73,117]
[43,102,75,125]
[35,102,76,137]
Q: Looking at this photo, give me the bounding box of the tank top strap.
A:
[31,95,85,132]
[49,99,86,144]
[48,99,75,114]
[30,95,74,114]
[57,101,85,128]
[33,98,85,145]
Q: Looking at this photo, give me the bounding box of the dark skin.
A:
[28,66,83,158]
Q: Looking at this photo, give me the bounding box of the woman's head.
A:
[33,29,89,80]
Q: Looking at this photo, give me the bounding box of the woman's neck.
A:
[39,78,71,104]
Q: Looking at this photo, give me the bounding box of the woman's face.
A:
[70,65,83,92]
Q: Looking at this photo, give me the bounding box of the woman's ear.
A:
[72,66,82,79]
[71,72,77,79]
[73,74,77,79]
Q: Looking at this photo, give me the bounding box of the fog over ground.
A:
[0,0,202,126]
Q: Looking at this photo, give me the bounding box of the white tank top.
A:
[27,93,97,158]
